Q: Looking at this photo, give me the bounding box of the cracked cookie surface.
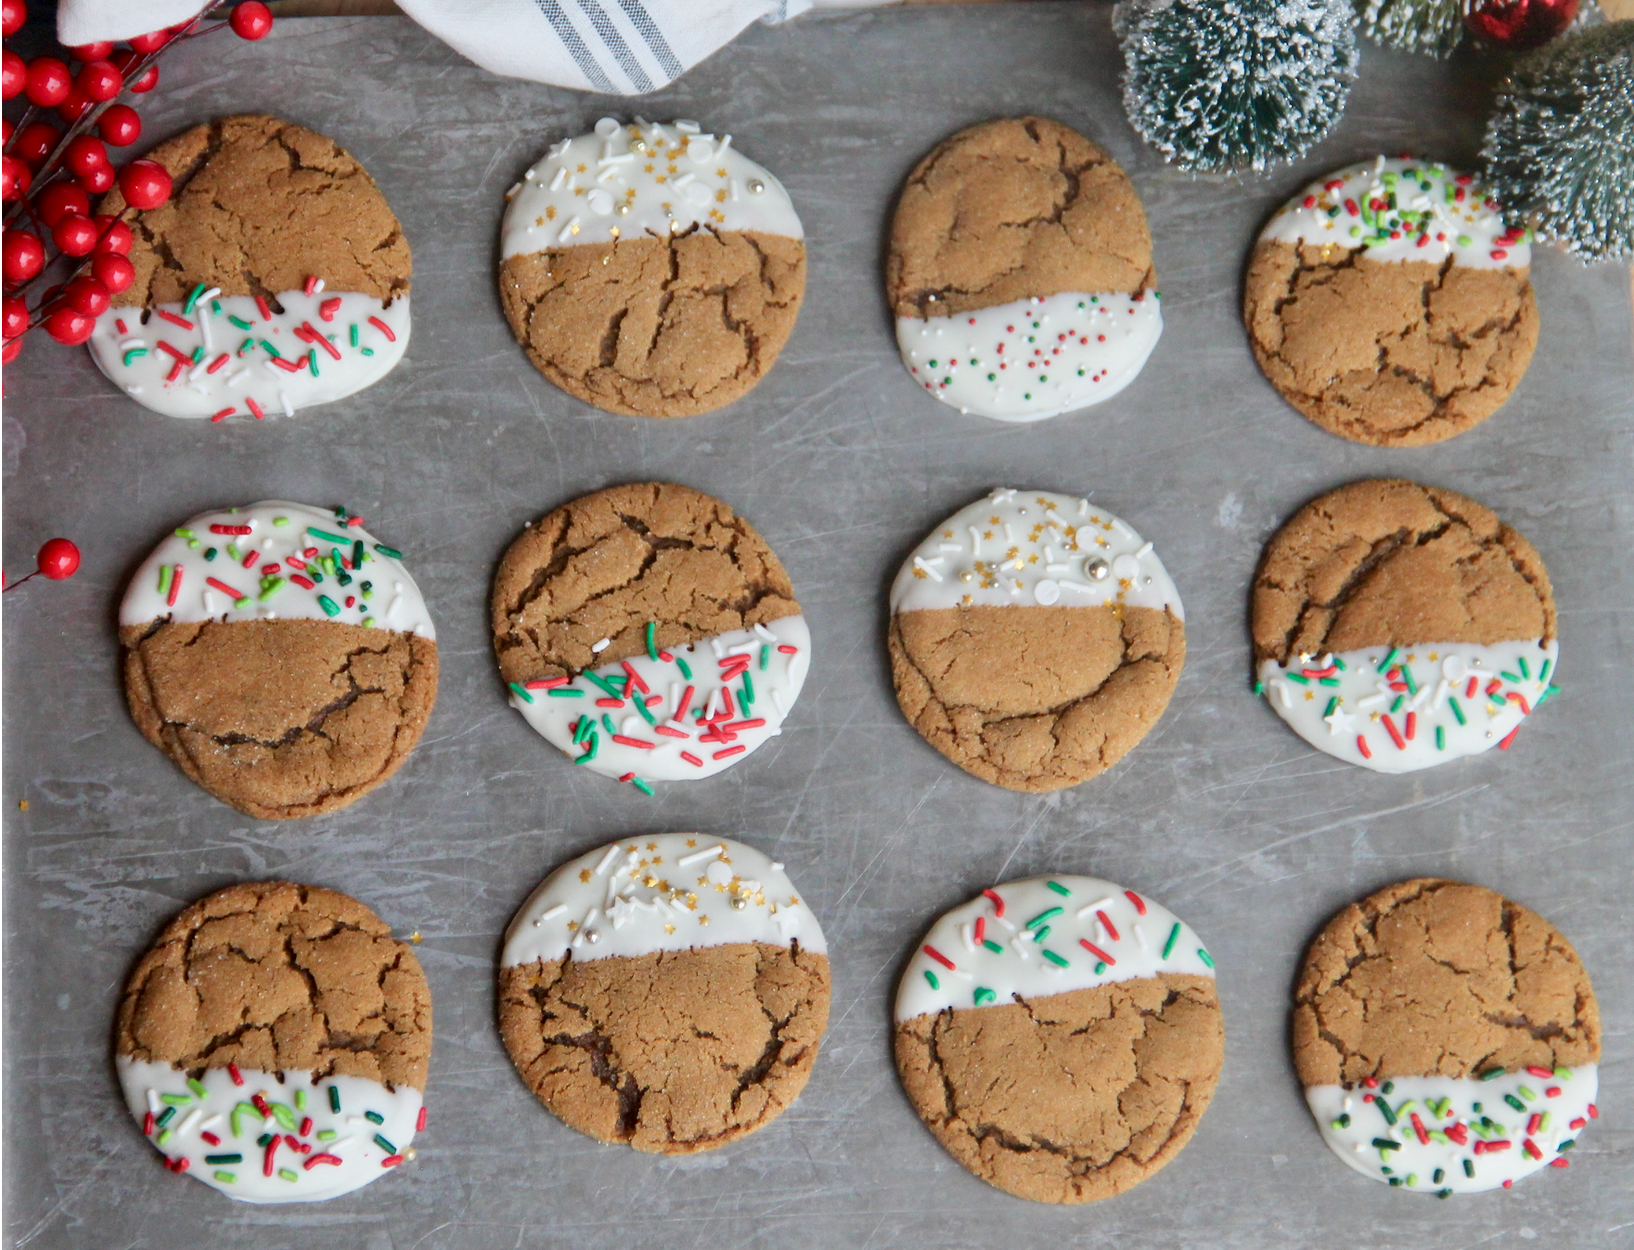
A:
[895,974,1222,1203]
[1243,242,1537,446]
[1251,478,1555,667]
[1292,878,1599,1087]
[120,619,438,820]
[101,113,410,310]
[116,880,431,1090]
[499,943,830,1153]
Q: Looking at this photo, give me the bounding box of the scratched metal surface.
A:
[4,8,1632,1248]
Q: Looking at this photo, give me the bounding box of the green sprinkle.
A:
[1538,1111,1551,1132]
[1333,655,1347,670]
[1162,922,1180,959]
[1373,1138,1400,1151]
[352,540,365,571]
[1457,234,1472,246]
[362,347,374,356]
[1332,1114,1351,1129]
[279,1168,299,1183]
[1025,907,1064,930]
[573,716,593,744]
[257,1132,275,1148]
[257,577,285,602]
[1500,670,1521,684]
[364,1110,385,1125]
[1400,664,1416,694]
[295,1089,306,1110]
[1559,1138,1575,1152]
[349,324,359,347]
[205,1152,243,1165]
[1045,881,1071,897]
[307,526,350,545]
[1436,725,1445,750]
[982,939,1004,954]
[270,1103,296,1130]
[1323,697,1339,717]
[760,643,770,671]
[228,314,253,330]
[316,594,341,618]
[203,548,217,561]
[1031,925,1050,942]
[741,669,754,705]
[259,339,281,358]
[1377,648,1399,672]
[157,564,173,594]
[1539,658,1552,685]
[1382,1082,1394,1094]
[174,528,196,539]
[1041,949,1069,968]
[156,1106,178,1127]
[633,696,657,727]
[1463,1159,1476,1177]
[1429,1130,1449,1144]
[1554,1066,1571,1080]
[373,542,403,560]
[972,987,996,1006]
[1537,684,1560,707]
[675,655,692,680]
[318,1129,338,1142]
[1449,697,1467,726]
[122,347,149,366]
[1318,677,1340,687]
[1253,680,1265,696]
[1390,695,1405,713]
[632,778,654,795]
[1433,1168,1445,1183]
[573,736,599,764]
[213,1171,237,1184]
[307,348,319,377]
[923,970,939,990]
[226,543,242,561]
[548,687,584,697]
[645,621,659,661]
[1479,1067,1506,1081]
[1517,1086,1537,1101]
[1286,672,1312,686]
[583,670,622,699]
[1378,1099,1398,1127]
[509,681,535,705]
[182,283,208,314]
[1094,961,1107,973]
[601,714,618,736]
[1517,657,1531,679]
[1197,948,1215,968]
[156,1128,174,1146]
[329,1086,343,1115]
[160,1093,192,1107]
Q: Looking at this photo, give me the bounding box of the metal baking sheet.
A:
[4,8,1631,1247]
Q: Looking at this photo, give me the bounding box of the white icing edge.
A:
[1307,1066,1596,1194]
[88,290,409,419]
[510,617,807,782]
[1259,640,1556,773]
[897,291,1161,422]
[502,833,826,967]
[895,875,1213,1022]
[501,117,802,259]
[119,500,435,639]
[117,1058,421,1204]
[890,488,1183,618]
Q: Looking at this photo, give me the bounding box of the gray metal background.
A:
[4,8,1631,1248]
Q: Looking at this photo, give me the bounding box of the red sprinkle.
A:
[680,751,703,767]
[1523,1139,1543,1160]
[777,644,798,654]
[251,1093,272,1119]
[1546,1086,1562,1098]
[241,550,258,569]
[1466,676,1479,698]
[610,734,655,749]
[167,565,182,608]
[1363,1077,1380,1089]
[246,397,266,420]
[416,1106,428,1132]
[1404,711,1417,741]
[263,1136,279,1177]
[304,1153,343,1170]
[156,340,190,363]
[595,698,625,709]
[725,719,767,732]
[712,745,746,760]
[1445,1122,1468,1145]
[1382,715,1406,750]
[1357,734,1373,760]
[653,725,689,739]
[1526,1066,1555,1078]
[301,321,342,360]
[290,574,315,590]
[1344,198,1359,216]
[1079,938,1116,965]
[1589,1103,1599,1119]
[368,316,397,343]
[381,1155,404,1168]
[1487,1140,1513,1152]
[984,889,1006,916]
[923,944,956,971]
[270,356,304,373]
[156,309,194,330]
[318,297,342,322]
[621,662,649,694]
[201,1131,221,1146]
[143,1111,155,1136]
[1499,726,1521,750]
[1123,890,1146,915]
[617,772,635,783]
[206,577,245,600]
[1411,1113,1429,1145]
[255,294,273,320]
[1571,1117,1587,1130]
[166,359,185,383]
[1507,691,1531,714]
[299,1117,313,1137]
[674,685,695,721]
[211,524,252,536]
[1528,1113,1543,1135]
[1551,1157,1570,1168]
[303,275,320,297]
[527,676,569,689]
[206,353,231,374]
[1095,910,1120,942]
[974,917,986,943]
[345,515,363,527]
[1303,194,1317,208]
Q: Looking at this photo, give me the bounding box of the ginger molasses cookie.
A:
[889,488,1183,791]
[887,117,1161,423]
[896,876,1221,1203]
[1294,879,1600,1195]
[1252,479,1558,772]
[116,881,431,1203]
[1244,157,1538,446]
[499,834,829,1153]
[499,117,805,417]
[87,114,411,421]
[492,482,809,792]
[120,501,438,819]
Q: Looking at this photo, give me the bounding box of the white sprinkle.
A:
[199,1114,223,1131]
[1134,924,1148,950]
[770,688,787,716]
[913,556,944,582]
[557,216,582,243]
[594,845,621,876]
[968,526,982,556]
[960,922,976,953]
[1272,679,1293,708]
[146,1089,161,1115]
[715,134,733,158]
[678,843,727,868]
[1076,898,1115,919]
[1003,524,1015,542]
[225,369,249,388]
[591,638,611,653]
[753,622,777,641]
[549,166,568,191]
[538,904,568,924]
[313,278,324,293]
[176,1108,204,1136]
[118,337,145,351]
[188,359,211,382]
[730,178,741,202]
[279,390,294,417]
[709,637,725,658]
[1135,541,1153,558]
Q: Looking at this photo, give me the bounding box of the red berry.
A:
[2,118,10,143]
[14,119,61,167]
[68,41,114,62]
[91,215,132,255]
[0,155,27,202]
[77,162,115,195]
[64,134,109,177]
[97,103,142,147]
[230,2,274,40]
[2,295,26,339]
[127,30,171,54]
[109,51,158,93]
[1,0,24,38]
[52,213,99,257]
[2,230,45,282]
[44,305,94,345]
[36,182,90,227]
[117,159,171,210]
[2,335,22,364]
[2,49,25,100]
[55,88,93,124]
[91,251,134,294]
[76,59,122,102]
[37,539,81,581]
[64,275,110,317]
[25,56,71,107]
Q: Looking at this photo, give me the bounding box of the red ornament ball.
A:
[77,162,116,195]
[64,275,110,317]
[56,88,93,124]
[109,51,158,93]
[230,2,274,40]
[14,119,61,167]
[37,539,80,581]
[2,295,26,340]
[92,215,133,255]
[127,30,172,55]
[98,103,142,147]
[2,49,26,100]
[1,336,21,364]
[76,58,122,102]
[52,213,99,258]
[24,56,71,108]
[91,252,135,294]
[1,0,24,38]
[35,181,89,227]
[44,305,94,345]
[2,230,45,282]
[65,134,109,177]
[68,41,114,61]
[1,154,28,202]
[118,159,172,210]
[1464,0,1579,50]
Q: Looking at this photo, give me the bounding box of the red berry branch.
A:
[1,1,273,362]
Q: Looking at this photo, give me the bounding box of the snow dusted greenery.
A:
[1116,0,1360,173]
[1483,21,1634,262]
[1354,0,1466,57]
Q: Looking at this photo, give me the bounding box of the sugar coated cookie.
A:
[492,483,808,791]
[1244,157,1538,445]
[1294,879,1599,1195]
[1252,479,1557,773]
[499,117,805,417]
[887,117,1161,422]
[87,115,411,421]
[115,881,431,1203]
[499,834,829,1153]
[119,500,438,819]
[896,875,1221,1203]
[889,488,1183,791]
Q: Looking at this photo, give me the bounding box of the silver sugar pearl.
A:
[1084,557,1110,581]
[748,178,765,194]
[585,929,600,944]
[630,138,648,154]
[731,895,748,910]
[958,570,975,583]
[615,202,630,216]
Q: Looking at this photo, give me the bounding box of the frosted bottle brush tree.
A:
[1354,0,1467,58]
[1116,0,1359,174]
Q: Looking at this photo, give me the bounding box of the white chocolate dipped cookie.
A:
[889,488,1184,792]
[887,117,1161,423]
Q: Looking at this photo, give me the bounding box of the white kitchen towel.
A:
[58,1,209,46]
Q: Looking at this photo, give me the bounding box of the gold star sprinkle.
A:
[664,924,676,934]
[643,163,654,173]
[545,206,558,221]
[717,167,728,177]
[576,163,587,173]
[698,915,710,926]
[655,175,667,184]
[686,838,697,847]
[709,209,725,222]
[990,516,1001,525]
[578,869,592,883]
[715,188,728,203]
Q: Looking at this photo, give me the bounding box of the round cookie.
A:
[499,834,830,1153]
[87,114,412,420]
[1293,879,1600,1195]
[491,482,809,790]
[889,488,1184,791]
[896,876,1222,1203]
[887,117,1162,423]
[1252,479,1557,773]
[1244,157,1538,446]
[115,881,431,1203]
[499,117,805,417]
[119,500,438,819]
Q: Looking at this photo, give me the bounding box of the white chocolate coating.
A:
[88,290,409,420]
[1306,1066,1597,1194]
[1261,157,1530,270]
[501,117,802,260]
[897,291,1162,422]
[1259,640,1557,773]
[896,875,1213,1021]
[509,616,807,784]
[120,500,435,639]
[890,488,1183,619]
[117,1058,422,1204]
[502,833,826,967]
